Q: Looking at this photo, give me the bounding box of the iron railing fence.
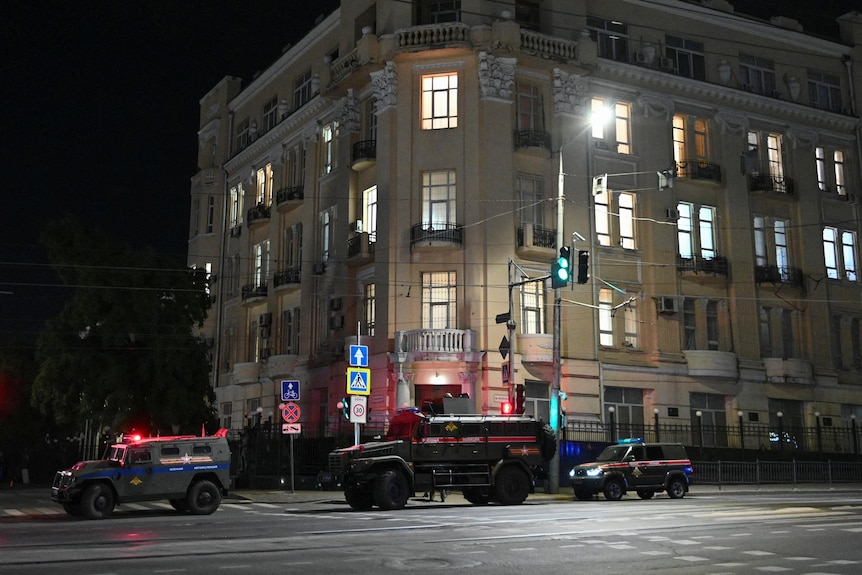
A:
[561,421,862,456]
[693,460,862,485]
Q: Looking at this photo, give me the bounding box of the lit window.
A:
[599,289,614,346]
[815,147,827,192]
[422,170,456,227]
[421,73,458,130]
[615,102,630,154]
[256,164,273,206]
[253,240,270,287]
[229,184,243,228]
[206,196,215,234]
[823,226,839,279]
[823,226,857,281]
[321,209,333,261]
[677,202,718,260]
[619,193,635,250]
[520,278,545,334]
[672,115,685,164]
[835,150,846,196]
[623,299,638,349]
[842,231,857,281]
[321,122,338,175]
[422,271,457,329]
[363,185,378,242]
[594,188,610,246]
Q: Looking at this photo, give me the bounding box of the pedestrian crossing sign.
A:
[346,367,371,395]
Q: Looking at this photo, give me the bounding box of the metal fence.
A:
[562,421,862,456]
[693,460,862,485]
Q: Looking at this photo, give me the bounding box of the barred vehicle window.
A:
[161,446,180,456]
[193,445,212,455]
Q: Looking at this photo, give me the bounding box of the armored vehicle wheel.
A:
[345,486,374,510]
[574,489,593,501]
[667,478,687,499]
[494,466,530,505]
[462,487,490,505]
[81,483,115,519]
[170,498,190,512]
[603,479,624,501]
[186,479,221,515]
[62,502,82,516]
[539,424,557,460]
[637,490,655,499]
[373,470,410,510]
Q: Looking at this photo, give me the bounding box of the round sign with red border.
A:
[282,402,301,423]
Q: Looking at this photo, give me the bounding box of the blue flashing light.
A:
[549,393,559,432]
[617,437,644,444]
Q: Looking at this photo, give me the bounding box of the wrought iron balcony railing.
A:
[517,224,556,249]
[352,140,376,164]
[275,185,304,204]
[754,265,804,289]
[273,267,301,288]
[677,255,729,276]
[410,222,463,247]
[748,174,795,195]
[241,283,267,301]
[247,203,271,226]
[513,130,551,152]
[675,159,722,183]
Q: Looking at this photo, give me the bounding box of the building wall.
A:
[187,0,862,439]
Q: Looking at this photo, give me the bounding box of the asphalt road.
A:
[2,486,862,574]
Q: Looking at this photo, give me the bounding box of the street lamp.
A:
[696,410,704,450]
[815,411,822,455]
[653,408,660,442]
[738,410,745,453]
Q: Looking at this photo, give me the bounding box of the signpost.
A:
[347,340,370,445]
[279,381,302,494]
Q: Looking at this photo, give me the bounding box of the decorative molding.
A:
[370,61,397,113]
[786,126,818,149]
[477,51,516,101]
[338,88,361,132]
[637,93,674,120]
[714,110,750,134]
[552,68,589,116]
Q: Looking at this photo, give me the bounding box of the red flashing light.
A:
[501,401,514,415]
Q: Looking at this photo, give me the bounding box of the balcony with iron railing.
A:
[677,255,729,277]
[410,221,463,250]
[748,174,795,196]
[275,186,304,212]
[754,265,804,290]
[351,140,376,171]
[516,223,556,261]
[513,129,551,152]
[247,203,271,228]
[241,283,267,303]
[273,267,301,289]
[347,232,375,265]
[675,159,722,183]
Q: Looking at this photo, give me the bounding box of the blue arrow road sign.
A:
[346,367,370,395]
[281,379,300,401]
[349,344,368,367]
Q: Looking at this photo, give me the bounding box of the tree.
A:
[32,216,216,437]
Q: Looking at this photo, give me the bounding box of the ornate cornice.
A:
[370,61,397,113]
[478,51,516,102]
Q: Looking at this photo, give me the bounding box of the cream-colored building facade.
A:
[187,0,862,443]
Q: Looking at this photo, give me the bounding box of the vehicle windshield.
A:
[105,445,126,463]
[595,445,631,462]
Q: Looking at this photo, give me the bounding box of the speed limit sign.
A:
[350,395,367,424]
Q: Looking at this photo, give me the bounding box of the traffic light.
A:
[551,246,571,289]
[338,397,350,420]
[577,250,590,284]
[501,400,514,415]
[515,384,525,414]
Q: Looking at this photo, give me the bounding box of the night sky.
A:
[0,0,856,347]
[1,0,338,345]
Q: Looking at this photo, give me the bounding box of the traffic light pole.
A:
[549,152,565,495]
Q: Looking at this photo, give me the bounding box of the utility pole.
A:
[549,152,565,494]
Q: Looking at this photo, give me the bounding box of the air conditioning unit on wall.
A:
[657,296,678,314]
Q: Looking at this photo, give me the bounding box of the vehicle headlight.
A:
[568,468,575,478]
[586,468,603,477]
